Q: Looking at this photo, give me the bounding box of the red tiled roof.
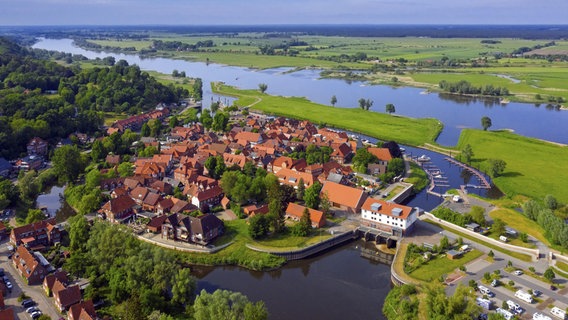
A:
[54,284,82,310]
[361,198,413,220]
[320,181,366,210]
[275,168,315,188]
[367,147,393,161]
[101,195,136,214]
[195,185,224,201]
[285,202,325,227]
[68,300,97,320]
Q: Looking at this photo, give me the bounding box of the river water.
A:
[29,38,545,319]
[33,38,568,147]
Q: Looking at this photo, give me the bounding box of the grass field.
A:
[457,129,568,203]
[251,229,333,252]
[409,249,483,282]
[489,208,550,247]
[103,112,128,126]
[213,83,443,146]
[425,220,532,262]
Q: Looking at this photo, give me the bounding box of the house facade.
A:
[360,198,418,237]
[10,218,61,248]
[12,245,47,285]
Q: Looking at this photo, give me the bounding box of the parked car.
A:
[2,275,9,282]
[533,290,542,297]
[31,311,42,320]
[21,299,35,308]
[26,306,40,314]
[5,281,12,290]
[550,285,557,291]
[514,270,523,276]
[0,268,4,277]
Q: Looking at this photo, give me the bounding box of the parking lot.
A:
[0,240,62,319]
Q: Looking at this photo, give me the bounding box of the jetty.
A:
[444,157,491,189]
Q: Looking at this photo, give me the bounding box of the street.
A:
[0,240,62,320]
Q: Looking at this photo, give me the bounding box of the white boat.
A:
[361,139,371,145]
[434,174,443,179]
[417,155,431,162]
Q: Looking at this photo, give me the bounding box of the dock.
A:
[444,157,491,189]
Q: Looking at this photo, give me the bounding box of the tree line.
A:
[65,216,267,319]
[439,80,509,97]
[0,39,187,158]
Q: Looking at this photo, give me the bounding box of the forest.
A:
[0,37,187,159]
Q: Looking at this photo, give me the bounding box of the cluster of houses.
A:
[7,218,98,319]
[96,112,418,241]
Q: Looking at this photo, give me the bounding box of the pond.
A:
[195,240,390,320]
[33,38,568,147]
[36,185,76,223]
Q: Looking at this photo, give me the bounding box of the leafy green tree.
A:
[171,268,196,306]
[169,116,179,128]
[193,78,203,100]
[461,144,474,163]
[488,250,494,258]
[387,158,405,176]
[249,214,270,239]
[296,178,305,200]
[78,189,102,214]
[544,194,558,210]
[385,103,396,114]
[193,289,268,320]
[492,218,506,236]
[519,232,528,243]
[544,268,556,282]
[292,207,311,237]
[439,235,450,251]
[52,145,86,184]
[90,139,106,162]
[352,148,378,173]
[483,272,491,281]
[481,116,492,131]
[19,171,39,203]
[487,159,506,177]
[148,119,162,137]
[68,214,90,252]
[457,237,463,246]
[469,206,486,227]
[118,162,134,177]
[85,168,102,190]
[319,191,331,215]
[205,155,226,180]
[258,83,268,94]
[200,108,213,129]
[25,209,45,224]
[0,178,18,209]
[141,122,151,137]
[211,112,229,132]
[304,181,322,209]
[330,95,337,106]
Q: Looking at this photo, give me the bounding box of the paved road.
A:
[0,240,62,320]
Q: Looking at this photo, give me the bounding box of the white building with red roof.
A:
[360,198,418,237]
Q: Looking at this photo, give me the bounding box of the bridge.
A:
[444,157,491,189]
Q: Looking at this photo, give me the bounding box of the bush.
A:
[431,207,472,227]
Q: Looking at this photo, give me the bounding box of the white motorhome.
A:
[533,313,553,320]
[550,307,567,320]
[478,285,494,297]
[515,290,534,304]
[497,307,514,320]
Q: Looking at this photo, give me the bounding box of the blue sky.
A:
[1,0,566,25]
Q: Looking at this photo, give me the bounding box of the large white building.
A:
[360,198,418,237]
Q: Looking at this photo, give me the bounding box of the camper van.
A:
[515,290,534,304]
[500,235,508,242]
[478,285,494,297]
[476,297,492,310]
[550,307,567,320]
[533,313,553,320]
[497,307,514,320]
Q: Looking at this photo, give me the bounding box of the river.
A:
[28,38,528,319]
[33,38,568,147]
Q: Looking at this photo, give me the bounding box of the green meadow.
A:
[457,129,568,203]
[213,83,442,146]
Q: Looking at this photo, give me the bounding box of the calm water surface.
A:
[195,240,389,320]
[33,38,568,146]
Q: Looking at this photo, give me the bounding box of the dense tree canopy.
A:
[0,40,187,159]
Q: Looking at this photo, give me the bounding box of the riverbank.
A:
[212,83,443,146]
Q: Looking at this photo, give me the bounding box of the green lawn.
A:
[405,162,429,192]
[457,129,568,203]
[425,220,533,262]
[489,208,550,247]
[251,229,333,252]
[556,261,568,273]
[213,83,443,146]
[409,250,483,282]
